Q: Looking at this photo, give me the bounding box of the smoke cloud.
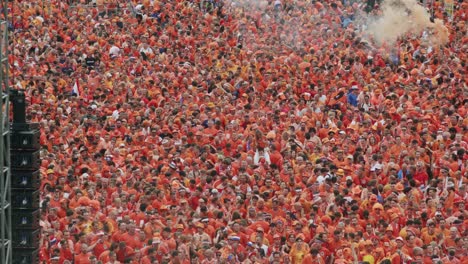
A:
[364,0,449,45]
[228,0,269,10]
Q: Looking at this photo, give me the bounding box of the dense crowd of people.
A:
[10,0,467,263]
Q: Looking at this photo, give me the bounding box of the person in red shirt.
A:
[115,241,134,263]
[91,232,110,259]
[59,239,74,263]
[413,162,429,186]
[141,247,157,264]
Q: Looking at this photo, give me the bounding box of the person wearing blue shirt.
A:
[347,86,359,107]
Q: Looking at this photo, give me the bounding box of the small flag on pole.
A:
[72,79,80,97]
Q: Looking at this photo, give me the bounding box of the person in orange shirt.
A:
[121,223,144,249]
[74,244,92,264]
[248,227,270,247]
[391,236,414,264]
[442,226,461,249]
[160,226,177,251]
[111,221,128,243]
[143,214,164,238]
[302,248,326,264]
[421,220,440,245]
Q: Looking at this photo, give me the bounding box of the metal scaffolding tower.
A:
[0,0,11,263]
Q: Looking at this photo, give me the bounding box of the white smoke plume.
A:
[363,0,449,45]
[227,0,269,11]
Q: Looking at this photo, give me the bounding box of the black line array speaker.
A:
[12,248,40,264]
[10,129,40,150]
[10,150,40,170]
[11,91,41,264]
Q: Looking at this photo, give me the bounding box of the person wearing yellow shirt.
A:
[288,234,309,264]
[360,240,376,264]
[362,254,375,264]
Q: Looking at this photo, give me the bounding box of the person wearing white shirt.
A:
[109,45,121,58]
[111,103,121,120]
[316,168,329,184]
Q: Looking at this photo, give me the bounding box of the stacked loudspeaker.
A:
[10,90,41,264]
